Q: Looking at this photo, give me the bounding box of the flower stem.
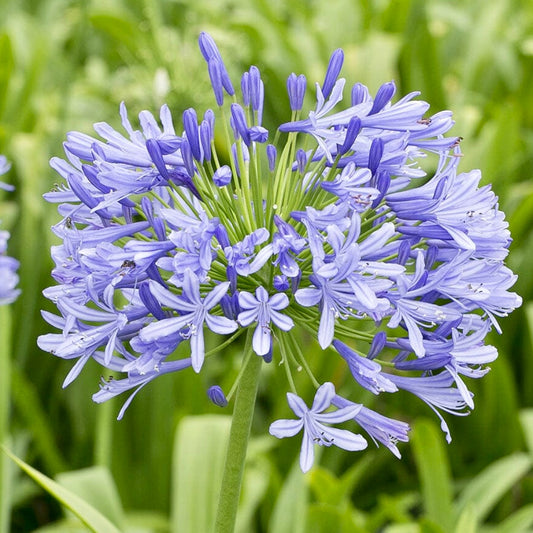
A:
[0,306,12,533]
[214,340,262,533]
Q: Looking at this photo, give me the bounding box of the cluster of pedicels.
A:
[37,33,521,472]
[0,156,19,306]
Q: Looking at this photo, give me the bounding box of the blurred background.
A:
[1,0,533,531]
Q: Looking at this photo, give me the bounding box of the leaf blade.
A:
[455,452,531,524]
[2,446,121,533]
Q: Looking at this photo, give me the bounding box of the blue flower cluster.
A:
[0,156,19,305]
[38,33,521,471]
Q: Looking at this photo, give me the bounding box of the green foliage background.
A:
[1,0,533,531]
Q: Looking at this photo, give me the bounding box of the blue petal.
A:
[237,307,258,327]
[295,287,322,307]
[317,424,367,451]
[269,293,289,310]
[269,418,303,438]
[300,429,315,473]
[255,286,269,302]
[253,323,271,356]
[318,306,335,349]
[314,404,361,423]
[270,309,294,331]
[62,353,92,387]
[149,281,196,313]
[203,281,231,309]
[287,392,309,418]
[182,270,202,304]
[190,327,205,373]
[205,313,238,335]
[311,382,335,412]
[140,315,191,342]
[238,290,259,309]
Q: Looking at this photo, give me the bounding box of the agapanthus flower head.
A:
[0,158,19,305]
[39,33,521,472]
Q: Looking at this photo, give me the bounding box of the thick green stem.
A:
[214,347,262,533]
[0,306,12,533]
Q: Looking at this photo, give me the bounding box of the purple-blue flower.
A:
[139,273,237,372]
[332,395,410,458]
[0,232,19,305]
[0,158,19,304]
[269,383,367,472]
[208,385,229,407]
[237,286,294,356]
[387,372,470,443]
[333,340,397,394]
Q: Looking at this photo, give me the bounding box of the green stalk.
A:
[214,338,262,533]
[0,306,11,533]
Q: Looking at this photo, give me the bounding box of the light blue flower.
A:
[333,340,398,395]
[238,286,294,356]
[0,159,19,304]
[269,382,367,472]
[0,248,19,305]
[140,273,237,372]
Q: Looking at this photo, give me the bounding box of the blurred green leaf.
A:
[309,467,343,505]
[56,466,125,529]
[10,133,52,368]
[235,448,271,533]
[10,366,67,474]
[89,12,143,56]
[490,504,533,533]
[2,446,121,533]
[307,502,366,533]
[123,511,170,533]
[384,522,445,533]
[383,524,419,533]
[453,504,478,533]
[34,510,169,533]
[34,520,97,532]
[465,103,523,188]
[337,452,376,497]
[507,184,533,245]
[170,415,231,533]
[519,408,533,458]
[458,0,512,94]
[307,452,381,507]
[474,356,523,463]
[411,418,454,530]
[0,32,13,121]
[367,492,421,532]
[455,452,531,524]
[269,459,308,533]
[398,0,446,108]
